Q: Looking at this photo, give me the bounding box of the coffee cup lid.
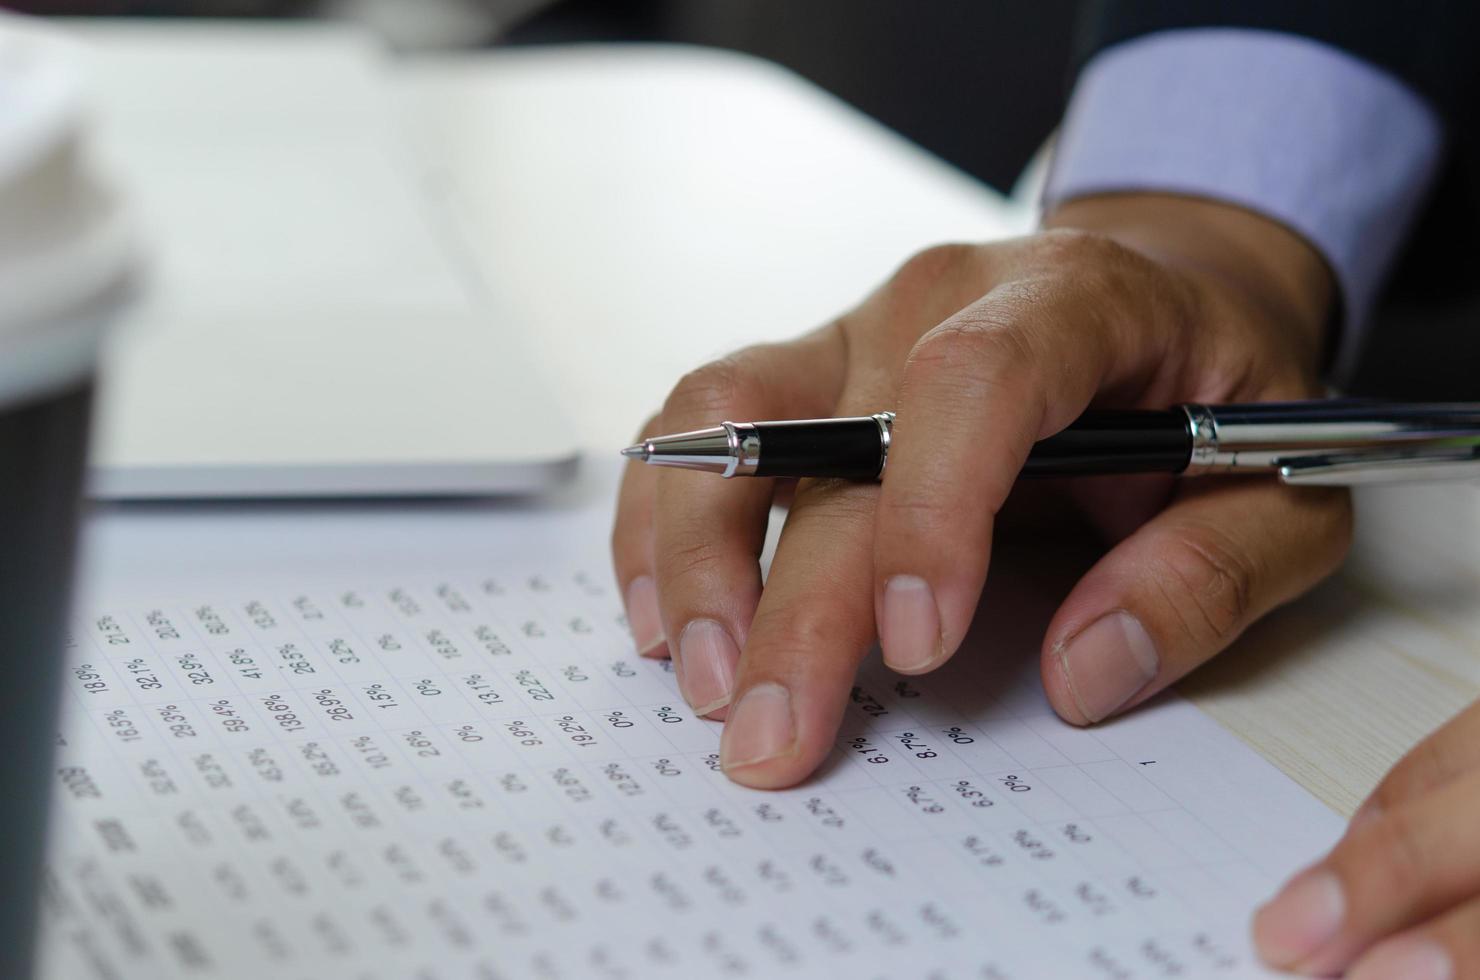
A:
[0,13,136,409]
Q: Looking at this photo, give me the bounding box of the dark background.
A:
[507,0,1078,196]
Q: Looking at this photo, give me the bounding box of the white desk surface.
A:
[392,43,1037,453]
[80,26,1480,817]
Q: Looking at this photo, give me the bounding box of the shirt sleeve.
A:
[1042,27,1443,377]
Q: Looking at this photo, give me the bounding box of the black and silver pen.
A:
[621,401,1480,486]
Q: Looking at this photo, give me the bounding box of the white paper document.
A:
[39,487,1342,979]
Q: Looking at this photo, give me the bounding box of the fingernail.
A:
[720,682,795,770]
[880,575,942,673]
[1252,869,1345,967]
[1055,611,1158,723]
[1349,938,1453,980]
[625,576,665,657]
[677,619,739,717]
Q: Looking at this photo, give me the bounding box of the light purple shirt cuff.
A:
[1043,28,1443,378]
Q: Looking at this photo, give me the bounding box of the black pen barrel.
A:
[1022,410,1191,476]
[753,417,886,479]
[749,411,1191,481]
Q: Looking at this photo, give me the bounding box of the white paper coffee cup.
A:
[0,14,136,980]
[0,11,134,410]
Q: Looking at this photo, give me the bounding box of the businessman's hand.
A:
[1254,697,1480,978]
[611,192,1351,789]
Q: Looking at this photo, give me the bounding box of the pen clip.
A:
[1277,445,1480,486]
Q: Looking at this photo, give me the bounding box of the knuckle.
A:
[908,316,989,369]
[1028,227,1114,266]
[875,243,998,349]
[903,314,1041,427]
[878,492,959,539]
[664,354,760,422]
[759,601,862,662]
[1152,522,1259,644]
[792,480,878,531]
[656,536,730,585]
[1024,229,1143,299]
[892,243,977,291]
[1025,229,1192,341]
[907,310,1028,376]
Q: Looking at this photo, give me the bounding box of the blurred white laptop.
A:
[75,21,578,498]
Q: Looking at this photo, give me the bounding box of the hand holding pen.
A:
[615,225,1480,980]
[614,195,1434,972]
[611,194,1353,791]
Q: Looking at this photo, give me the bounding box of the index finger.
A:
[612,414,668,657]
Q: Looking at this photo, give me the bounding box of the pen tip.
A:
[621,444,647,461]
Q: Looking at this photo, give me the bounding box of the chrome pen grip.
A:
[1188,400,1480,478]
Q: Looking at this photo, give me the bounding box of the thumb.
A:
[1040,479,1352,725]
